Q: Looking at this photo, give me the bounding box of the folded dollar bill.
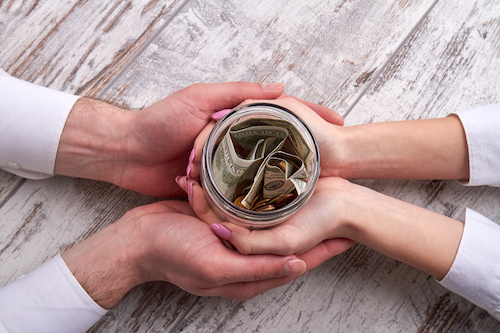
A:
[211,117,311,211]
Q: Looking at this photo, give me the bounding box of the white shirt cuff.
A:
[452,104,500,187]
[439,208,500,321]
[0,254,107,333]
[0,69,79,179]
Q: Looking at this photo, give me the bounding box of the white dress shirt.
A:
[0,71,499,331]
[440,104,500,321]
[0,69,78,179]
[0,70,107,333]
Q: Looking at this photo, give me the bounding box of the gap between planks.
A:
[342,0,440,120]
[95,0,191,100]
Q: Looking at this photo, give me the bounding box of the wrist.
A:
[55,98,133,183]
[336,181,463,279]
[318,125,351,178]
[326,124,386,179]
[61,214,144,308]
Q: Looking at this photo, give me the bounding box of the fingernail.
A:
[188,181,194,198]
[281,259,306,277]
[189,148,195,163]
[175,176,183,189]
[211,109,231,120]
[262,82,283,91]
[176,176,187,192]
[210,223,231,241]
[186,163,191,179]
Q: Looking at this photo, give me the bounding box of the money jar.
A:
[200,103,320,229]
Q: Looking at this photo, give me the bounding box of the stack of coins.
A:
[233,192,297,212]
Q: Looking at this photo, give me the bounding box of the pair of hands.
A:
[59,81,351,309]
[177,96,359,260]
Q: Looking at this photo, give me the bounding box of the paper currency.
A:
[211,117,311,211]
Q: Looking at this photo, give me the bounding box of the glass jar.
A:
[200,103,320,229]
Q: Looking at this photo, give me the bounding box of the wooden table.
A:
[2,1,500,332]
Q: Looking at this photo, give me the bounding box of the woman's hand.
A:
[184,97,346,182]
[176,175,356,258]
[182,174,464,281]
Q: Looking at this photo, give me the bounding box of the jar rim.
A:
[201,103,320,228]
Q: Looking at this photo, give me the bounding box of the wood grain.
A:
[99,0,437,111]
[0,0,184,205]
[0,0,186,95]
[1,0,499,332]
[91,0,489,332]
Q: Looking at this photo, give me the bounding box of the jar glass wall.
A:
[200,103,320,229]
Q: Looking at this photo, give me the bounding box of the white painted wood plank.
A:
[1,0,498,331]
[0,0,186,96]
[0,0,184,210]
[347,1,500,124]
[337,0,500,329]
[0,171,22,204]
[92,0,482,332]
[100,0,436,113]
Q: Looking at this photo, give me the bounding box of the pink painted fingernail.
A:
[188,181,194,198]
[210,223,231,241]
[189,148,195,163]
[186,149,195,178]
[282,259,306,277]
[211,109,231,120]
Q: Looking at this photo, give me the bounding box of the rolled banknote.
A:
[210,117,312,211]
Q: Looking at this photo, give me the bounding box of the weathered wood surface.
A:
[0,0,187,208]
[1,0,500,332]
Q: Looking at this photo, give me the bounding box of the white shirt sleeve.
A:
[439,209,500,321]
[0,70,107,331]
[0,69,79,179]
[439,104,500,321]
[0,255,107,333]
[452,103,500,187]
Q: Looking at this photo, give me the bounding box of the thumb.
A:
[210,222,298,256]
[179,81,285,113]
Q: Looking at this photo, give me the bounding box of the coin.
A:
[250,193,263,210]
[234,195,246,208]
[255,204,276,212]
[252,198,271,210]
[274,193,296,208]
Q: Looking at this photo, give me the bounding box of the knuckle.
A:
[276,232,299,255]
[234,240,252,255]
[253,264,268,281]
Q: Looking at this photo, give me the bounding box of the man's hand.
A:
[55,82,285,197]
[61,200,345,309]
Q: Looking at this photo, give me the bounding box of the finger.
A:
[298,238,356,271]
[236,97,337,135]
[180,82,285,114]
[184,177,222,225]
[218,219,329,256]
[208,251,306,284]
[188,122,215,180]
[200,273,300,301]
[154,200,197,217]
[279,93,344,126]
